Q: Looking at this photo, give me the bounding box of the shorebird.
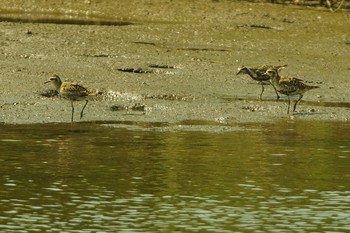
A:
[236,65,287,100]
[264,69,319,113]
[45,75,95,122]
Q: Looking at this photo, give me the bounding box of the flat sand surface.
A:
[0,0,349,126]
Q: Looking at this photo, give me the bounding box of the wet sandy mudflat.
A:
[0,0,350,128]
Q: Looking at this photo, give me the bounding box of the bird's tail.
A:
[88,89,103,96]
[277,64,288,71]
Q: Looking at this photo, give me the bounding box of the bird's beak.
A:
[44,80,51,84]
[236,69,242,75]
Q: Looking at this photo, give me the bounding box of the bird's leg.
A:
[80,100,89,119]
[71,101,75,123]
[259,82,264,100]
[269,81,280,100]
[287,96,291,114]
[293,94,303,112]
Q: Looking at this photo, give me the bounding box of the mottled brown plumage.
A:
[45,75,95,122]
[264,69,319,113]
[236,64,287,100]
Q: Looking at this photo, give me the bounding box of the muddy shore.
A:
[0,0,349,126]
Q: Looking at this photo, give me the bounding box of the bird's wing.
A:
[278,76,306,93]
[61,82,89,97]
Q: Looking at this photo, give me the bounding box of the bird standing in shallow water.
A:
[264,69,319,113]
[45,75,96,122]
[236,64,287,100]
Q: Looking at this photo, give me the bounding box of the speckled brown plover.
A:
[264,69,319,113]
[236,65,287,100]
[45,75,96,122]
